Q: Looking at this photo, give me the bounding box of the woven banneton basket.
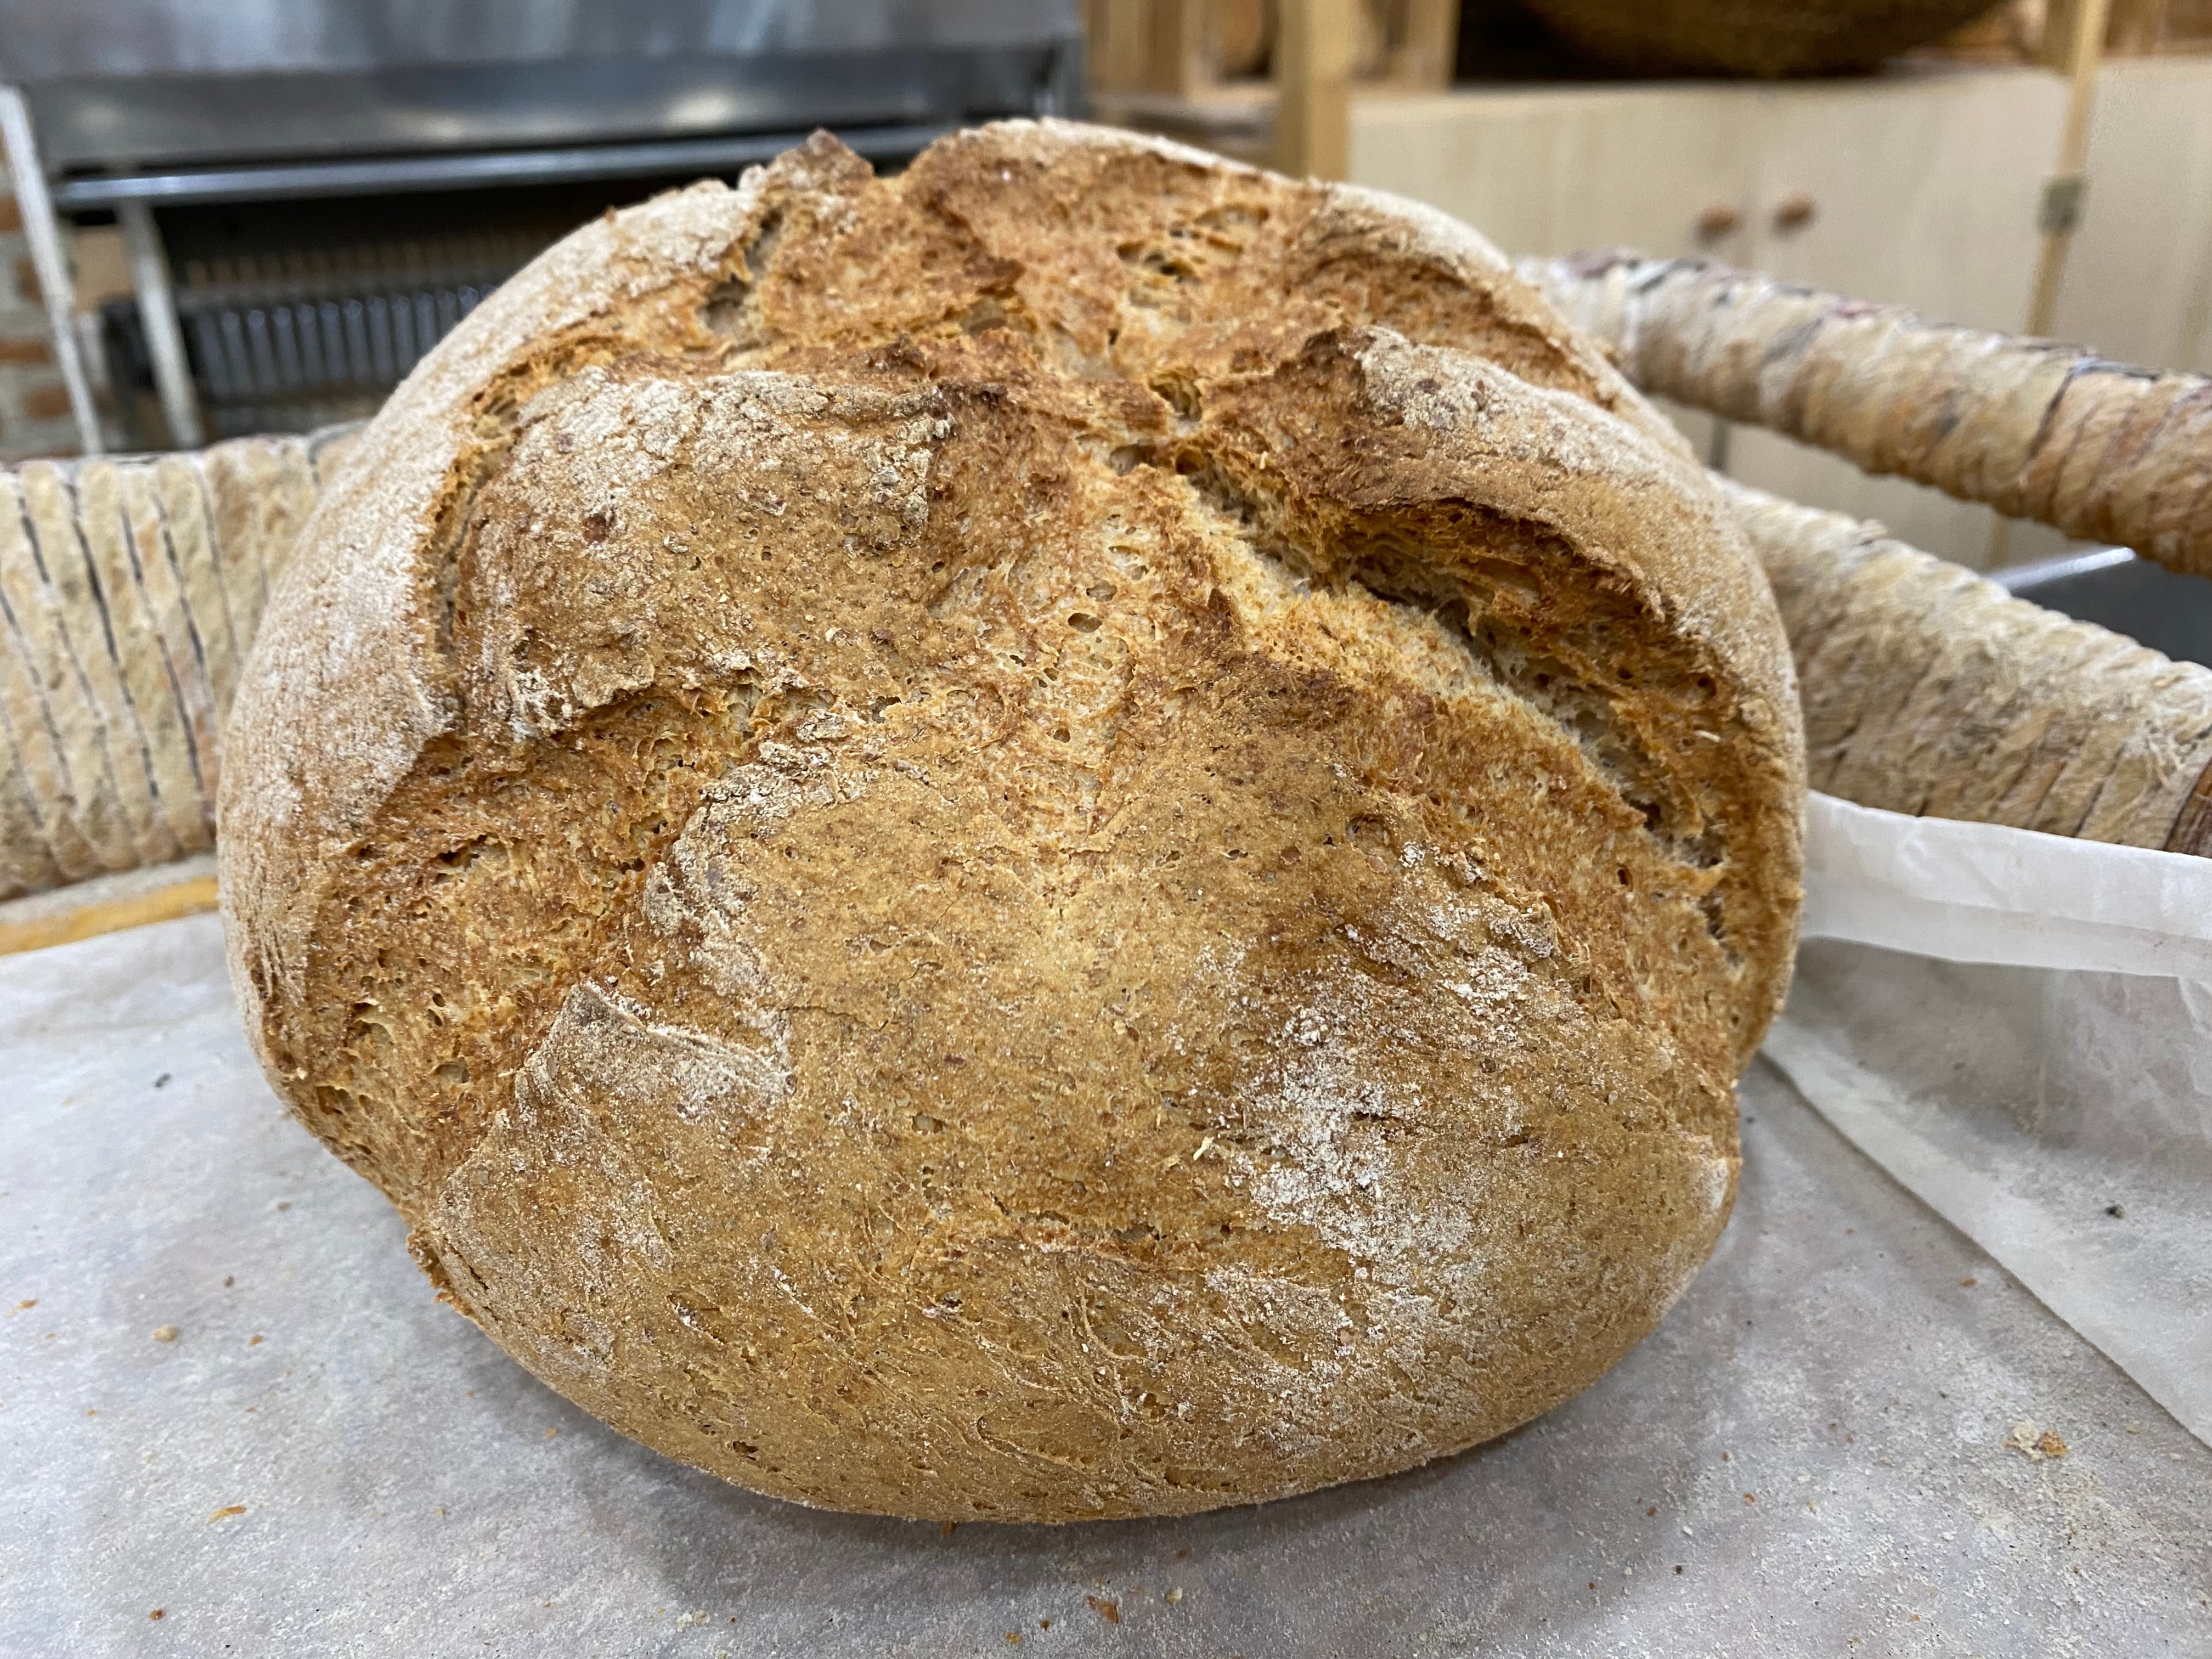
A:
[1514,0,2003,76]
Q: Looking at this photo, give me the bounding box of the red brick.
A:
[0,196,21,233]
[0,335,52,364]
[22,380,74,420]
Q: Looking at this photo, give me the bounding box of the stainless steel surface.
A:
[30,50,1071,180]
[0,87,101,454]
[5,914,2209,1656]
[117,201,202,448]
[0,0,1081,81]
[50,120,961,210]
[1997,546,2212,669]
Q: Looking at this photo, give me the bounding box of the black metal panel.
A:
[105,242,514,439]
[50,121,960,210]
[29,45,1071,177]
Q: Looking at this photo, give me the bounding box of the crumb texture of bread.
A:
[219,121,1803,1522]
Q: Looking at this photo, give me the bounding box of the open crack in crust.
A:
[219,120,1803,1522]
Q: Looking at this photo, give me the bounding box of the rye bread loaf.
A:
[219,121,1805,1522]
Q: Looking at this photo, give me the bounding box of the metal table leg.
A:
[117,200,204,449]
[0,85,104,456]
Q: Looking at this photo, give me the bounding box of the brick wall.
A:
[0,153,88,461]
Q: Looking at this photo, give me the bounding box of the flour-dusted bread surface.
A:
[221,122,1804,1522]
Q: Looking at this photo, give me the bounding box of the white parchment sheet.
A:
[1768,793,2212,1448]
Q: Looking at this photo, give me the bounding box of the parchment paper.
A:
[1770,793,2212,1447]
[9,914,2210,1655]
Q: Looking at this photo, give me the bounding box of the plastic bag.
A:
[1765,793,2212,1447]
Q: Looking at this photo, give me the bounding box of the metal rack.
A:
[99,233,528,439]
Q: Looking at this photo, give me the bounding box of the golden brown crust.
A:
[221,122,1803,1522]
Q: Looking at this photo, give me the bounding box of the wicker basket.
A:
[1514,0,2005,76]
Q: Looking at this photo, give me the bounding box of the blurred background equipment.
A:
[1087,0,1459,162]
[0,0,2208,577]
[0,0,1083,452]
[1506,0,2009,77]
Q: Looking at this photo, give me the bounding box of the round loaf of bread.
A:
[220,122,1804,1522]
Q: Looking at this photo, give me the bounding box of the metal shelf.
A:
[52,122,958,211]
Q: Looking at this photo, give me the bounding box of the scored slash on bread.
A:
[0,522,102,883]
[151,453,246,737]
[0,722,62,894]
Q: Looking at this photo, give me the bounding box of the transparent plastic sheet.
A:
[1767,793,2212,1447]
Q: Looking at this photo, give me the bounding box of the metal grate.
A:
[169,234,541,437]
[102,230,548,439]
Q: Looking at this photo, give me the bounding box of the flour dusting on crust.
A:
[222,120,1802,1523]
